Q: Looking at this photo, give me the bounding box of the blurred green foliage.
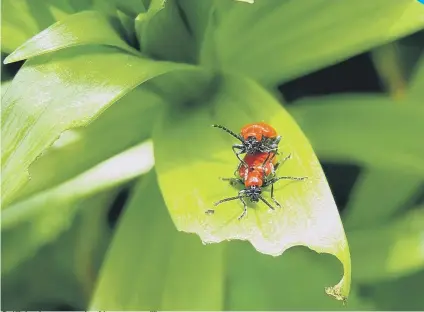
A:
[1,0,424,310]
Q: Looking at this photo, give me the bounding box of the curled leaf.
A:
[135,0,194,63]
[1,45,202,207]
[154,73,351,302]
[4,10,139,64]
[1,0,72,54]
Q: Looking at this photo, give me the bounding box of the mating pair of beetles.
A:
[206,122,307,220]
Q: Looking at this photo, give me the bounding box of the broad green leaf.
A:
[12,87,161,204]
[1,140,154,274]
[2,188,115,310]
[288,95,424,175]
[90,171,225,310]
[344,169,423,229]
[135,0,195,63]
[143,68,214,105]
[1,0,145,55]
[226,243,374,310]
[154,73,351,302]
[349,207,424,283]
[1,81,11,97]
[1,0,73,53]
[4,11,139,64]
[1,45,202,207]
[201,0,424,86]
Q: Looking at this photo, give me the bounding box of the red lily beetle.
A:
[212,122,282,166]
[206,152,307,220]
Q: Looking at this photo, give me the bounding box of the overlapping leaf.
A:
[135,0,194,63]
[4,10,139,64]
[1,140,154,273]
[2,189,116,310]
[199,0,424,86]
[1,0,73,53]
[90,171,225,310]
[154,73,351,301]
[12,87,161,204]
[288,95,424,175]
[1,45,202,207]
[344,169,422,229]
[226,243,373,310]
[1,0,147,54]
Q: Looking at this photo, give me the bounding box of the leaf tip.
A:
[325,283,348,305]
[3,54,14,64]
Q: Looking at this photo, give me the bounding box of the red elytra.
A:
[240,122,278,142]
[212,122,282,167]
[206,152,308,220]
[239,152,277,187]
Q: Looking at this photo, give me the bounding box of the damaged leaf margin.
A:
[153,73,351,302]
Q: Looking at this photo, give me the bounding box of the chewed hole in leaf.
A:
[154,73,351,302]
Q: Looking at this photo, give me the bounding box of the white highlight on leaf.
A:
[2,140,154,228]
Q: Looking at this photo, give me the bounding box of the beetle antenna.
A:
[214,195,241,206]
[212,124,243,142]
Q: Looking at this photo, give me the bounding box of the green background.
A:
[1,0,424,310]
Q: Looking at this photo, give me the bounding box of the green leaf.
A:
[344,169,422,229]
[135,0,195,63]
[1,0,73,54]
[1,80,12,97]
[1,45,201,207]
[2,188,115,310]
[68,0,146,17]
[349,207,424,283]
[288,94,424,175]
[226,243,374,310]
[371,35,423,99]
[117,9,138,47]
[4,11,139,64]
[90,171,225,310]
[371,42,408,98]
[1,0,146,55]
[154,73,351,302]
[13,87,160,204]
[177,0,213,58]
[112,0,146,17]
[1,140,154,274]
[201,0,424,86]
